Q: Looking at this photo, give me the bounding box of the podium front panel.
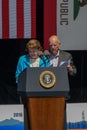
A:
[17,67,69,97]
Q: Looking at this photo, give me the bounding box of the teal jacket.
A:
[15,54,50,83]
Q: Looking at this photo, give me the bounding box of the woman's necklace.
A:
[30,57,40,67]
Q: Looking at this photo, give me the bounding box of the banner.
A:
[0,105,24,130]
[0,0,36,39]
[57,0,87,50]
[66,103,87,130]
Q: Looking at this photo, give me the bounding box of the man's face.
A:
[49,37,60,56]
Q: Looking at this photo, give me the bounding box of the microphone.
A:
[38,51,44,59]
[44,50,50,59]
[38,51,46,66]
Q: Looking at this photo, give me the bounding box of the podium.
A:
[17,67,69,130]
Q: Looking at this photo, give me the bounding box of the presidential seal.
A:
[39,70,56,89]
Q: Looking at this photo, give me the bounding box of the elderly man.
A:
[48,35,77,76]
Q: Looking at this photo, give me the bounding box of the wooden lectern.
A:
[17,67,69,130]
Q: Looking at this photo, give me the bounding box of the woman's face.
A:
[29,48,38,59]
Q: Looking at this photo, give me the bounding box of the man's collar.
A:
[56,50,59,57]
[50,50,59,58]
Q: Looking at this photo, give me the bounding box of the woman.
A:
[15,39,49,83]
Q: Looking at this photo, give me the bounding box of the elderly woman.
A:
[15,39,49,83]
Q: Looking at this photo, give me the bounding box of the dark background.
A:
[0,40,87,104]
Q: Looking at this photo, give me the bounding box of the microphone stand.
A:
[38,51,46,67]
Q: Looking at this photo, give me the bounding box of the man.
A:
[48,35,77,76]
